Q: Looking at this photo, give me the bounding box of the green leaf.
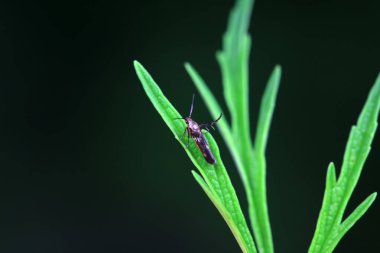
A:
[308,163,337,253]
[308,73,380,253]
[339,193,377,236]
[219,2,278,253]
[248,65,282,253]
[219,2,253,157]
[337,73,380,213]
[223,0,254,56]
[254,65,282,154]
[218,0,254,122]
[322,192,377,253]
[134,60,257,253]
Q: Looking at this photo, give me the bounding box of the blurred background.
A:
[0,0,379,252]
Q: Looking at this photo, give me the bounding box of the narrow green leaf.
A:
[223,0,254,65]
[322,192,377,253]
[338,192,377,240]
[254,65,282,155]
[338,73,380,208]
[216,51,238,133]
[219,1,276,252]
[222,35,252,155]
[333,73,380,229]
[308,163,337,253]
[220,0,253,158]
[233,34,253,156]
[134,60,256,253]
[219,0,253,117]
[247,65,281,253]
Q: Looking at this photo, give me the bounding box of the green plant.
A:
[308,74,380,253]
[134,0,379,252]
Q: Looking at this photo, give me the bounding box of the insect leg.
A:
[180,127,187,141]
[199,124,211,132]
[186,128,190,147]
[200,113,223,132]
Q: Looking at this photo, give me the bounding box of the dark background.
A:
[0,0,379,252]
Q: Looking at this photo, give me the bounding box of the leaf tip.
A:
[327,161,336,175]
[133,60,141,69]
[369,192,377,202]
[184,62,192,72]
[326,162,337,187]
[274,64,282,76]
[133,61,146,77]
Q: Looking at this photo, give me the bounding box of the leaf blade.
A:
[338,73,380,209]
[308,163,337,253]
[216,1,277,252]
[322,192,377,253]
[134,60,257,253]
[254,65,282,154]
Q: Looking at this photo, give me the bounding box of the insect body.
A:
[178,95,222,164]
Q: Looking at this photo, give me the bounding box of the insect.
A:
[176,94,222,164]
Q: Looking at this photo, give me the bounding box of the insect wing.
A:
[194,134,216,164]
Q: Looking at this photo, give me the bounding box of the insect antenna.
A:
[189,94,195,117]
[214,112,223,122]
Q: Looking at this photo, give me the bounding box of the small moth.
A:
[177,94,222,164]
